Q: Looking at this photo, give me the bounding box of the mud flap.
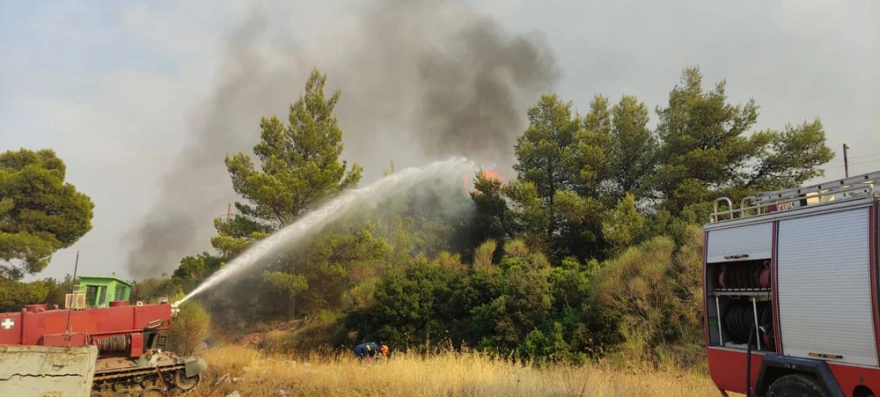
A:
[183,357,207,378]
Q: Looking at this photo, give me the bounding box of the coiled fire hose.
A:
[94,335,130,352]
[718,261,771,289]
[723,301,773,344]
[724,301,773,397]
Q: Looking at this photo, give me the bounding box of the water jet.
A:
[174,157,477,306]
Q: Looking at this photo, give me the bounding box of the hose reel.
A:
[718,260,771,289]
[93,335,130,353]
[723,301,774,346]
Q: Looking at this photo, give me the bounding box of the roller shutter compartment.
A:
[707,222,773,263]
[777,207,877,368]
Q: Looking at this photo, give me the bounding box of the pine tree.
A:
[652,66,834,216]
[0,149,94,279]
[211,68,368,319]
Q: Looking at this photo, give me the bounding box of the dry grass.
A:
[187,344,722,397]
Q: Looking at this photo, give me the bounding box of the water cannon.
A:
[170,300,181,318]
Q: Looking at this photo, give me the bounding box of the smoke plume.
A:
[125,0,560,278]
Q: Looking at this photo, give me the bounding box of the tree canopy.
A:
[200,68,381,320]
[473,66,835,265]
[0,148,94,279]
[221,68,362,230]
[212,68,363,258]
[651,67,834,215]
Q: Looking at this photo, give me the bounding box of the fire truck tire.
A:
[767,374,830,397]
[176,370,201,390]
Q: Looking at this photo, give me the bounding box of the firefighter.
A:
[354,342,388,363]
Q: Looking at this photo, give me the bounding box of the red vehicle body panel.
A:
[828,363,880,396]
[707,348,880,396]
[0,312,22,345]
[707,348,765,392]
[0,302,171,355]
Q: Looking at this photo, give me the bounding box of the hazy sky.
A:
[2,0,878,281]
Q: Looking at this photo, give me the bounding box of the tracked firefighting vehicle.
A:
[0,274,206,396]
[704,170,880,397]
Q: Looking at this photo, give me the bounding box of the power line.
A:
[823,158,880,170]
[825,151,880,163]
[848,152,880,160]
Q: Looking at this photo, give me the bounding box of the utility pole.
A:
[227,202,232,223]
[843,143,850,178]
[65,251,79,343]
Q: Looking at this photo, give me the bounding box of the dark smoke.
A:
[125,0,560,278]
[414,17,559,164]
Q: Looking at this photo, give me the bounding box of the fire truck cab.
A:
[703,170,880,397]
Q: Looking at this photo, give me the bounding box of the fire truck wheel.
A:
[175,370,201,390]
[767,374,830,397]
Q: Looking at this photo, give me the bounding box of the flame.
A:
[482,169,502,182]
[462,166,504,193]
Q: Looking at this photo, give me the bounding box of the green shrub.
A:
[168,299,211,357]
[0,279,49,312]
[591,225,704,367]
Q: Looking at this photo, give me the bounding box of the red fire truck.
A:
[0,275,205,396]
[703,170,879,397]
